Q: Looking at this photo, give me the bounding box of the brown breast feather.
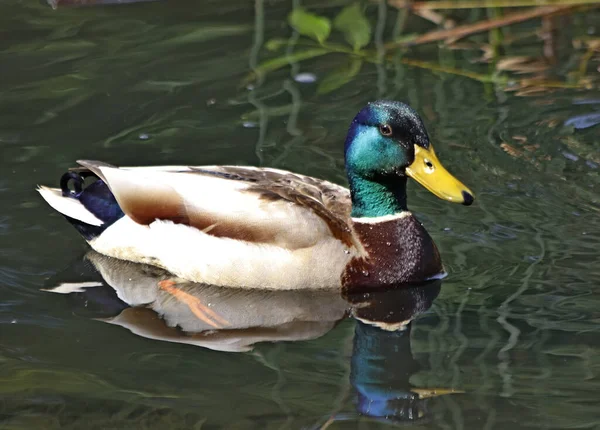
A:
[342,215,443,291]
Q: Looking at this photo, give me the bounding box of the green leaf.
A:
[288,8,331,44]
[333,3,371,51]
[159,25,251,46]
[243,48,329,84]
[317,58,363,94]
[265,38,288,51]
[251,48,329,76]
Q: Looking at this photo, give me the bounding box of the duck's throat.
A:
[348,173,408,218]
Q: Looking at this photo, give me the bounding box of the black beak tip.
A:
[461,191,474,206]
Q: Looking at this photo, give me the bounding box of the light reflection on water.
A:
[0,0,599,428]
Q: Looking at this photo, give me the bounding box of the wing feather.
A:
[79,162,355,250]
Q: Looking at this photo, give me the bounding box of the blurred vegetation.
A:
[249,1,599,97]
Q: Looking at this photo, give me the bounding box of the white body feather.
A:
[90,217,353,290]
[38,164,356,290]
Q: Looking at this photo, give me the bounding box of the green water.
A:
[1,1,600,428]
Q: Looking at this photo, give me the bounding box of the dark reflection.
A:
[46,252,449,424]
[344,283,442,424]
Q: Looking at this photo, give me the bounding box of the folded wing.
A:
[77,161,355,250]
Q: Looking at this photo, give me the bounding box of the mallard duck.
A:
[38,100,473,290]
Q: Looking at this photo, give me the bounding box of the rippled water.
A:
[1,1,600,429]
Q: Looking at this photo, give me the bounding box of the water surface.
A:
[1,1,600,429]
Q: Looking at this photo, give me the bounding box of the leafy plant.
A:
[333,3,371,52]
[247,2,596,96]
[317,58,363,94]
[288,8,331,44]
[250,4,372,93]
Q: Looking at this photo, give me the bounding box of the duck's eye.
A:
[379,124,392,137]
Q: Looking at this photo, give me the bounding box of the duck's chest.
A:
[342,213,443,289]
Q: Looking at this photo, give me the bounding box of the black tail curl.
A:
[60,170,98,197]
[58,169,124,240]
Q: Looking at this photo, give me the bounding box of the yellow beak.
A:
[405,144,474,205]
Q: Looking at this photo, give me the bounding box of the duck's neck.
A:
[348,172,408,218]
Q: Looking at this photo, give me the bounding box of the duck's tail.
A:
[37,165,124,240]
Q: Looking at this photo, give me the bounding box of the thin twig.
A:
[413,9,456,28]
[541,15,556,63]
[397,58,586,90]
[390,0,600,10]
[399,58,507,83]
[385,5,575,48]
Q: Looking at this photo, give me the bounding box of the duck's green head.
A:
[344,100,474,218]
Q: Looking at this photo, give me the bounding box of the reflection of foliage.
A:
[333,3,371,51]
[289,7,332,44]
[250,3,372,94]
[249,2,599,95]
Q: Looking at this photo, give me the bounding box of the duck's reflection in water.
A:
[344,282,443,424]
[46,251,455,424]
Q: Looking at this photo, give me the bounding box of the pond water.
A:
[1,1,600,429]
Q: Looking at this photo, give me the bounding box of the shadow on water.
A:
[42,251,445,427]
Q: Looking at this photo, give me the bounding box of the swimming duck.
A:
[38,101,474,290]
